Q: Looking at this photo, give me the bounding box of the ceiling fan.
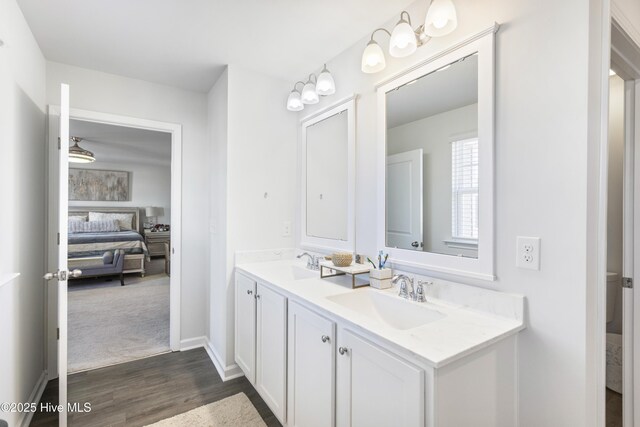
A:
[69,136,96,163]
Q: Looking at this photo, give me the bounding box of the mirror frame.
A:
[300,95,357,253]
[377,25,498,281]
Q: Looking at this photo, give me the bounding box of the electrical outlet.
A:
[516,236,540,270]
[282,221,291,237]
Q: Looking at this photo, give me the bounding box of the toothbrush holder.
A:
[369,268,392,289]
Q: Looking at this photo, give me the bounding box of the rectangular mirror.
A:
[386,54,478,258]
[377,26,496,280]
[301,96,356,252]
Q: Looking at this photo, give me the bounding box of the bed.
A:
[67,207,149,276]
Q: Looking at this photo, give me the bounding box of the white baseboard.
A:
[18,370,48,427]
[204,340,244,381]
[180,336,206,351]
[179,336,243,381]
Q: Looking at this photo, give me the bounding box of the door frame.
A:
[597,14,640,427]
[45,107,182,378]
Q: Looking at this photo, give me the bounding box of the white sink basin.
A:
[260,265,318,282]
[327,290,445,330]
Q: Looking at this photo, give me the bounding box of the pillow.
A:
[89,212,134,230]
[102,251,114,264]
[69,219,120,233]
[69,215,87,222]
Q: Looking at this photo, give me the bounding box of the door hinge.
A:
[57,328,60,340]
[57,137,61,149]
[57,233,60,245]
[622,277,633,289]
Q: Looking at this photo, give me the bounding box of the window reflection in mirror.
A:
[385,53,479,258]
[306,111,348,241]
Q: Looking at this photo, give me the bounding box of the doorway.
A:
[604,18,640,427]
[45,107,182,384]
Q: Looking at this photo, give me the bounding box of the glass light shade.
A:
[316,66,336,96]
[424,0,458,37]
[69,138,95,163]
[361,40,386,73]
[389,20,417,58]
[287,90,304,111]
[301,81,319,104]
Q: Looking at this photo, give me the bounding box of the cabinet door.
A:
[336,328,424,427]
[256,283,287,423]
[287,301,335,427]
[235,273,256,384]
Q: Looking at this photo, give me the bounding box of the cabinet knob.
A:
[321,335,330,343]
[256,294,261,300]
[247,290,253,295]
[338,347,349,355]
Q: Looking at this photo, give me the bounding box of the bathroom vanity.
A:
[234,259,524,427]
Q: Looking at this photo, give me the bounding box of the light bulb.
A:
[389,19,417,58]
[424,0,458,37]
[301,81,319,104]
[316,65,336,96]
[287,90,304,111]
[361,40,386,73]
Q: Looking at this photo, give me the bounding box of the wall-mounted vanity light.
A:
[361,0,458,74]
[286,64,336,111]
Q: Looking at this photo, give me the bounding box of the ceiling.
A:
[386,54,478,128]
[17,0,415,92]
[70,120,171,166]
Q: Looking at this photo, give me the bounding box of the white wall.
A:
[607,75,624,334]
[297,0,594,424]
[208,64,297,373]
[388,103,477,256]
[208,67,229,367]
[46,61,209,341]
[0,0,47,424]
[69,160,172,224]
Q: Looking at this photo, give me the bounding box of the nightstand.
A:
[144,229,171,258]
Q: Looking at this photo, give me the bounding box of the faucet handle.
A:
[415,280,431,303]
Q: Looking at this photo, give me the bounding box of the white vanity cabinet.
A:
[255,283,287,422]
[234,272,256,383]
[287,302,424,427]
[287,301,336,427]
[234,273,287,424]
[336,328,424,427]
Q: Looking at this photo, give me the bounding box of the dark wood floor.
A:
[606,388,622,427]
[30,348,281,427]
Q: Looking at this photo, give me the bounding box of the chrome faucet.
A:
[297,252,319,270]
[392,275,429,303]
[392,274,414,300]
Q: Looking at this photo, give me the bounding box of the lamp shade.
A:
[316,65,336,96]
[389,19,417,58]
[361,40,386,73]
[301,80,319,104]
[145,206,164,217]
[424,0,458,37]
[287,90,304,111]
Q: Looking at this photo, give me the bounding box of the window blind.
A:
[451,138,479,240]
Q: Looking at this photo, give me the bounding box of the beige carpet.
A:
[68,272,170,373]
[145,393,266,427]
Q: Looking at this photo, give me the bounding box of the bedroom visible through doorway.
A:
[66,120,172,373]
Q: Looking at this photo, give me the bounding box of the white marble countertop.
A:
[236,259,525,368]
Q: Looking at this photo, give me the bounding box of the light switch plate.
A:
[282,221,291,237]
[516,236,540,270]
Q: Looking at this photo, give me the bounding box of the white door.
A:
[44,84,72,427]
[336,328,424,427]
[255,283,287,423]
[386,149,423,250]
[235,273,256,384]
[287,301,335,427]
